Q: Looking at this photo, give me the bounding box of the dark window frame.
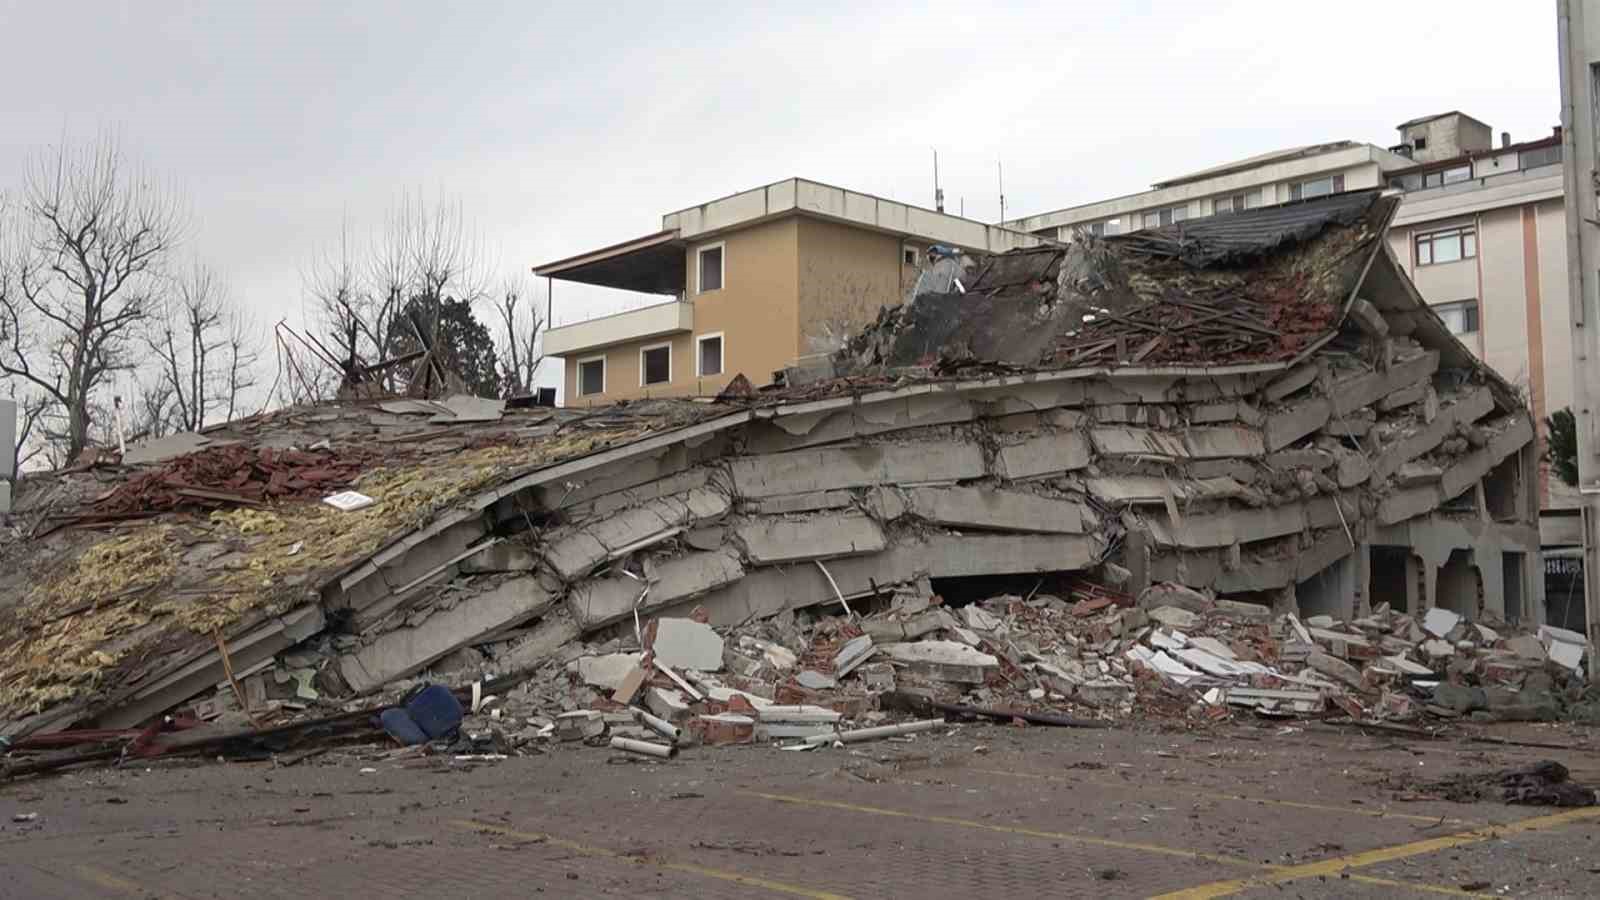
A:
[697,243,724,293]
[1415,226,1477,267]
[640,343,672,387]
[697,333,724,378]
[578,356,606,397]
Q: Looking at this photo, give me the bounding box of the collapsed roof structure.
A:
[0,189,1544,740]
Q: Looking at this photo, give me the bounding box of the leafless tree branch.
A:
[0,132,188,459]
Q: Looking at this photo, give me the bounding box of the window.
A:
[1289,174,1344,200]
[1521,145,1562,169]
[1413,136,1428,151]
[1420,165,1471,189]
[1390,173,1424,191]
[1415,226,1477,266]
[1432,299,1480,335]
[697,333,724,377]
[1138,206,1188,230]
[1213,192,1258,215]
[697,243,724,293]
[903,247,918,266]
[578,356,606,397]
[640,343,671,387]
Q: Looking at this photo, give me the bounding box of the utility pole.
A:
[997,161,1006,223]
[932,149,944,213]
[1557,0,1600,676]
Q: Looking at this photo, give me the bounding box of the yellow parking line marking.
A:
[744,791,1495,898]
[1152,806,1600,899]
[73,864,144,894]
[449,819,849,899]
[744,790,1259,868]
[969,767,1480,826]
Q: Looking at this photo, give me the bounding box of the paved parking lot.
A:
[3,720,1599,898]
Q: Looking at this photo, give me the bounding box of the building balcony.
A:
[543,299,694,356]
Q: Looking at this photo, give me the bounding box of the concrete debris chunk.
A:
[652,619,724,671]
[1306,651,1363,689]
[880,641,998,684]
[1147,606,1200,631]
[833,635,877,677]
[554,710,606,741]
[645,687,693,723]
[1423,608,1462,639]
[574,653,643,691]
[1138,582,1209,613]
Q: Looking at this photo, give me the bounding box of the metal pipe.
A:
[632,707,681,742]
[802,718,943,747]
[609,736,677,759]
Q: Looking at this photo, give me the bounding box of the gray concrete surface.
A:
[3,721,1599,898]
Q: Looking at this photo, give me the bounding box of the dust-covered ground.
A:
[4,719,1600,899]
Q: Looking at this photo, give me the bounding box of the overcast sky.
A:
[0,0,1562,392]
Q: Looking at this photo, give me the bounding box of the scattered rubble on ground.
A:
[0,189,1580,779]
[1382,760,1598,807]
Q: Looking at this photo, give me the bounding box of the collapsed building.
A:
[0,189,1547,741]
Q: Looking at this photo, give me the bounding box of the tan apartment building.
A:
[537,178,1045,406]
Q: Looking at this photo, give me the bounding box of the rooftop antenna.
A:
[932,148,945,212]
[997,160,1006,223]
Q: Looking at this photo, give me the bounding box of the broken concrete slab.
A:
[1138,583,1209,613]
[568,548,745,630]
[1369,386,1494,484]
[460,542,538,573]
[1423,607,1461,639]
[95,604,326,729]
[121,431,219,466]
[880,641,998,684]
[735,513,887,564]
[1505,634,1547,661]
[728,441,986,498]
[430,394,506,423]
[575,653,644,691]
[995,432,1091,479]
[744,489,856,516]
[338,575,558,693]
[652,618,724,671]
[645,687,693,722]
[544,489,733,582]
[1147,606,1201,631]
[1307,650,1364,688]
[906,485,1085,534]
[834,635,877,677]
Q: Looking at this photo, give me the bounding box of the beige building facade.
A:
[538,178,1043,406]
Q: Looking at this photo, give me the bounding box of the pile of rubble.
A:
[64,575,1587,770]
[0,189,1573,776]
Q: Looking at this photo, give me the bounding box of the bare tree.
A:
[143,263,260,432]
[0,134,186,460]
[304,191,492,396]
[6,389,51,474]
[495,274,544,397]
[304,221,377,383]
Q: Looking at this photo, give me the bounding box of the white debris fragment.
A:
[1422,607,1461,639]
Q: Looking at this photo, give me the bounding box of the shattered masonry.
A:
[0,189,1545,738]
